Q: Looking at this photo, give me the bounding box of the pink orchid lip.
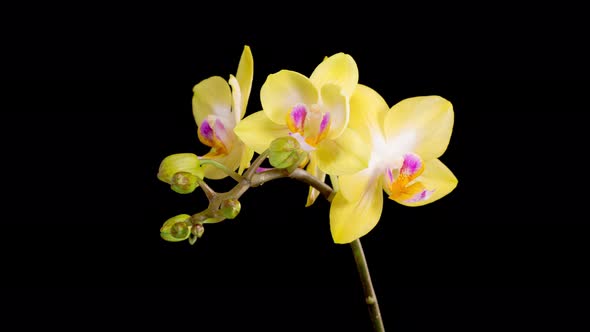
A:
[286,104,307,134]
[385,153,433,203]
[199,120,214,141]
[384,153,424,187]
[198,118,231,155]
[400,153,423,177]
[286,103,332,148]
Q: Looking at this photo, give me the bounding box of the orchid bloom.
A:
[235,53,365,206]
[192,45,255,179]
[329,85,458,244]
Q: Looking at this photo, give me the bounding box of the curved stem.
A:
[243,150,269,179]
[199,159,244,182]
[351,239,385,332]
[288,168,335,201]
[251,168,333,201]
[250,168,287,186]
[251,168,384,331]
[195,164,385,331]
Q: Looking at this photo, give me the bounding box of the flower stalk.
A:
[190,151,386,331]
[351,239,385,332]
[199,159,244,182]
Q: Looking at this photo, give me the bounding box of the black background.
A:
[2,5,589,332]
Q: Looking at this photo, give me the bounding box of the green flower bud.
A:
[157,153,204,193]
[170,171,199,194]
[160,214,192,242]
[220,199,241,219]
[188,222,205,245]
[192,223,205,238]
[268,136,307,171]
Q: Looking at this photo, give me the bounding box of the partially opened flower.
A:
[192,45,255,179]
[330,85,458,244]
[157,153,204,194]
[235,53,366,206]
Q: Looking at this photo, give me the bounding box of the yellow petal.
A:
[388,158,458,207]
[336,168,375,201]
[260,70,318,125]
[305,152,326,207]
[192,76,233,128]
[228,75,242,125]
[349,84,388,144]
[384,96,454,160]
[238,145,254,175]
[201,141,246,180]
[235,45,253,120]
[316,129,369,176]
[330,173,383,244]
[233,111,291,154]
[321,84,349,139]
[310,53,359,97]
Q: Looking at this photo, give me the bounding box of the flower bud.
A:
[268,136,307,171]
[220,199,241,219]
[192,223,205,238]
[160,214,192,242]
[170,171,199,194]
[157,153,204,193]
[188,222,204,246]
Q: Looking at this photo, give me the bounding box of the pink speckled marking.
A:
[404,189,435,203]
[401,153,423,176]
[199,120,214,142]
[319,112,330,133]
[386,168,394,184]
[255,167,274,173]
[289,104,307,132]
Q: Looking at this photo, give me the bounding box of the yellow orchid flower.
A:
[192,45,255,179]
[234,53,366,206]
[329,85,458,244]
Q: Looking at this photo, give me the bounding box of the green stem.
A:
[351,239,385,332]
[243,150,269,179]
[251,168,333,200]
[195,163,385,331]
[251,168,385,331]
[199,159,244,182]
[195,177,216,200]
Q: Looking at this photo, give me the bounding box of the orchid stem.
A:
[197,164,385,331]
[300,170,384,331]
[251,168,385,331]
[199,159,244,182]
[195,177,216,200]
[243,150,269,179]
[351,239,385,332]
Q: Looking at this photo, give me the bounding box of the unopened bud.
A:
[188,223,204,245]
[220,199,241,219]
[170,171,199,194]
[192,223,205,238]
[157,153,204,193]
[268,136,307,171]
[160,214,192,242]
